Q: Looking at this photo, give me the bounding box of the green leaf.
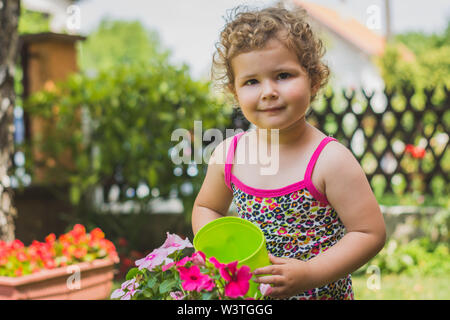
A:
[201,292,213,300]
[159,279,177,294]
[147,166,158,187]
[158,111,174,122]
[69,186,81,205]
[83,253,96,262]
[126,268,139,280]
[146,276,158,289]
[143,290,153,298]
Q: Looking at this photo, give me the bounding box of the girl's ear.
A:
[227,82,235,94]
[227,83,238,100]
[311,82,321,97]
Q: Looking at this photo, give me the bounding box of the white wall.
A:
[320,29,385,94]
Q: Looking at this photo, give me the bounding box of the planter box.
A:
[0,258,118,300]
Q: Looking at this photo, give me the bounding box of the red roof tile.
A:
[293,0,415,61]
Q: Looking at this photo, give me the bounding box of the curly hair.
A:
[211,2,330,103]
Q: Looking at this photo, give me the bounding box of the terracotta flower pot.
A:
[0,257,118,300]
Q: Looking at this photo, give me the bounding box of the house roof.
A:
[293,0,415,61]
[19,32,86,45]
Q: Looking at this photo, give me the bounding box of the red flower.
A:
[72,224,86,236]
[412,147,426,159]
[16,251,27,262]
[59,234,70,244]
[74,247,88,259]
[405,144,415,153]
[44,259,56,269]
[90,228,105,240]
[0,224,118,277]
[11,239,24,250]
[118,237,128,247]
[122,258,133,267]
[405,144,426,159]
[45,233,56,244]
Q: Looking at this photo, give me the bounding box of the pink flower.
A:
[162,261,176,272]
[170,291,186,300]
[259,283,272,296]
[191,251,206,266]
[161,232,193,255]
[209,256,224,269]
[135,248,169,271]
[176,256,192,267]
[110,278,140,300]
[218,261,252,298]
[200,277,215,292]
[178,265,215,292]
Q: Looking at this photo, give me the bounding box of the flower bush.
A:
[111,233,270,300]
[356,237,449,277]
[0,224,118,277]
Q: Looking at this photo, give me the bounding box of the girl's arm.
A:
[304,141,386,288]
[192,138,234,235]
[254,141,386,298]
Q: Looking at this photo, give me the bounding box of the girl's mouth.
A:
[260,106,285,112]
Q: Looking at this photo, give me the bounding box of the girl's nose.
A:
[261,80,279,100]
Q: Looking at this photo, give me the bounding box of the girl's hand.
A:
[253,254,313,299]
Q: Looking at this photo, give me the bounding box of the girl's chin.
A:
[255,117,306,131]
[255,119,291,130]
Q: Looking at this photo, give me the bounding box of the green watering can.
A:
[193,216,271,299]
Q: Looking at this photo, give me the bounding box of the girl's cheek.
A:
[287,87,311,105]
[238,90,259,108]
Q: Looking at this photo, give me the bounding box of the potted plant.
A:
[111,233,271,300]
[0,224,119,300]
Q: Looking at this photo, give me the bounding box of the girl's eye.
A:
[244,79,258,86]
[278,72,291,80]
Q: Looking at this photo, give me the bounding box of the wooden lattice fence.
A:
[231,87,450,196]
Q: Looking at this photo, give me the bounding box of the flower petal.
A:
[225,281,245,298]
[110,288,125,299]
[209,256,224,269]
[236,265,252,282]
[259,283,272,296]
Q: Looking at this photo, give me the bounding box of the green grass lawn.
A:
[352,274,450,300]
[111,273,450,300]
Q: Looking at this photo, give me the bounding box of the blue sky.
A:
[76,0,450,80]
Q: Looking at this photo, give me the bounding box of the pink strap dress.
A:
[225,131,354,300]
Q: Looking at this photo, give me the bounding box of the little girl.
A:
[192,3,386,300]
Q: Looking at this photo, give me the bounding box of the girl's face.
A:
[231,38,317,130]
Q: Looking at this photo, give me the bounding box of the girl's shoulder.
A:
[319,137,353,162]
[315,135,363,183]
[208,132,245,174]
[308,124,348,157]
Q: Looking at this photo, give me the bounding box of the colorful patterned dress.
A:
[224,131,354,300]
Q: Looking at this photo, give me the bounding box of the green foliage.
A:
[15,7,50,109]
[356,206,449,277]
[356,237,449,277]
[77,19,171,73]
[376,23,450,97]
[18,7,50,34]
[24,60,233,220]
[395,22,450,56]
[375,192,450,208]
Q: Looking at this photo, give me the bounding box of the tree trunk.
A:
[0,0,20,242]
